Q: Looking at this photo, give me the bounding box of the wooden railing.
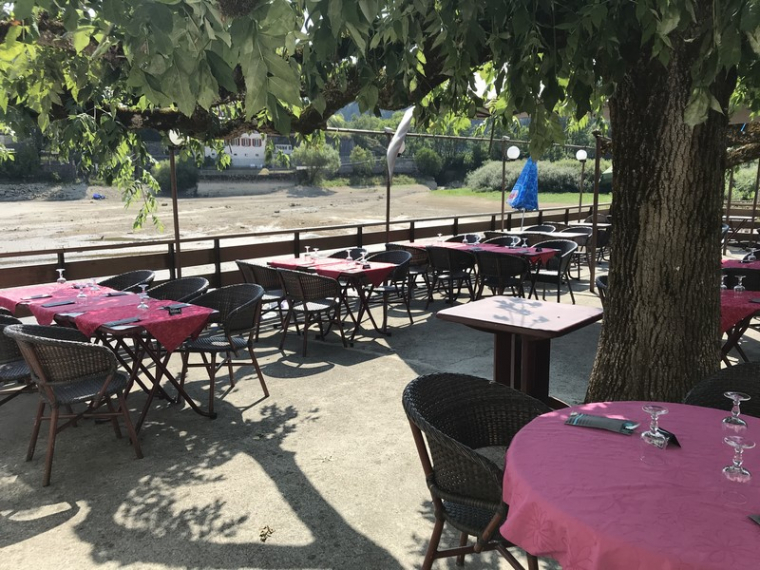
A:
[0,203,611,289]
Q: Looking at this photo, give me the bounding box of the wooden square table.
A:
[436,296,602,408]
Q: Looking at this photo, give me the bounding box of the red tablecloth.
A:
[722,259,760,270]
[0,282,88,315]
[28,290,134,325]
[269,257,396,287]
[396,240,558,266]
[720,289,760,333]
[501,401,760,570]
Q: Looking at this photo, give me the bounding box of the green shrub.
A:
[0,142,41,179]
[415,147,443,179]
[465,158,612,194]
[734,162,759,200]
[350,146,376,178]
[292,143,341,185]
[153,157,199,194]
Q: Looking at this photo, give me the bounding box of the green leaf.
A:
[206,50,237,93]
[311,94,326,115]
[358,0,377,23]
[684,89,709,127]
[328,0,343,36]
[72,28,93,54]
[14,0,35,20]
[149,4,175,35]
[63,6,79,31]
[269,74,301,107]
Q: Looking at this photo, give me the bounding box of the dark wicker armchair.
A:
[483,236,522,247]
[474,251,530,299]
[98,270,156,293]
[425,246,476,308]
[178,284,269,415]
[4,324,143,486]
[595,274,609,307]
[531,239,578,304]
[683,363,760,418]
[236,260,287,339]
[523,224,555,233]
[0,315,32,406]
[364,250,413,334]
[147,276,209,303]
[402,373,549,570]
[445,234,481,244]
[386,243,431,299]
[329,248,367,261]
[277,269,347,356]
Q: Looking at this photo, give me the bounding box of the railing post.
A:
[56,252,65,279]
[507,213,513,229]
[294,232,301,258]
[213,238,222,288]
[564,208,570,225]
[358,226,363,248]
[410,221,416,242]
[168,244,177,280]
[490,214,497,231]
[453,218,459,236]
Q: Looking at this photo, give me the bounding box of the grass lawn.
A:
[432,187,613,206]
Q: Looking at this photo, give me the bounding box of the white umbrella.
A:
[385,108,415,239]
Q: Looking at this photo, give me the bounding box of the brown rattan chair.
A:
[97,270,155,293]
[530,239,578,304]
[277,269,347,356]
[0,315,32,406]
[364,250,413,334]
[236,260,287,339]
[402,373,549,570]
[4,324,143,486]
[683,363,760,418]
[560,226,594,279]
[595,274,609,308]
[445,234,481,244]
[474,251,530,299]
[386,243,432,300]
[147,276,209,303]
[178,284,269,415]
[425,246,476,309]
[523,224,555,233]
[483,235,521,247]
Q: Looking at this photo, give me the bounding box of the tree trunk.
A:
[585,45,735,402]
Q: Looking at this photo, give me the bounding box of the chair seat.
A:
[51,371,129,405]
[263,289,285,302]
[183,332,248,353]
[0,359,31,383]
[481,276,523,288]
[443,500,506,541]
[291,298,339,313]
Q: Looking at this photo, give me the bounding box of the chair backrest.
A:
[147,277,209,303]
[426,246,476,273]
[98,270,155,292]
[483,231,509,240]
[3,324,115,402]
[524,224,555,233]
[237,260,282,291]
[446,234,480,244]
[236,260,256,284]
[402,373,551,503]
[595,274,609,305]
[475,251,530,283]
[329,248,367,261]
[683,365,760,418]
[190,283,264,337]
[0,315,24,364]
[741,250,760,263]
[483,236,521,247]
[277,269,341,304]
[722,268,760,291]
[561,226,593,246]
[367,250,412,283]
[533,239,578,272]
[386,243,429,268]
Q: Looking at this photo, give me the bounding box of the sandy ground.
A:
[0,180,511,254]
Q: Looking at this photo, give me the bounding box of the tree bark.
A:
[585,45,735,403]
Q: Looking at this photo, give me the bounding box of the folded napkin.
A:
[22,294,52,300]
[565,413,638,435]
[106,291,130,297]
[42,300,76,308]
[658,427,681,448]
[103,317,141,327]
[159,303,191,310]
[749,515,760,527]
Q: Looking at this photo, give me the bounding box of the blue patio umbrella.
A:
[508,157,539,212]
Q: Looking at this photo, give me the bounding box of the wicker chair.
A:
[560,226,594,279]
[364,250,413,334]
[474,251,530,299]
[741,249,760,262]
[0,315,32,406]
[523,224,555,233]
[425,246,476,309]
[595,274,609,307]
[483,231,511,240]
[277,269,347,356]
[402,373,549,570]
[236,260,287,339]
[0,307,13,317]
[4,324,143,486]
[683,363,760,418]
[445,234,481,244]
[483,235,521,247]
[178,284,269,415]
[98,270,155,293]
[147,276,209,303]
[386,243,431,300]
[530,239,578,304]
[329,248,367,261]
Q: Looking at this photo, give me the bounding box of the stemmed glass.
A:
[88,278,100,293]
[721,274,727,291]
[734,275,746,294]
[437,233,443,244]
[137,284,149,310]
[313,248,320,261]
[723,436,755,483]
[723,391,751,431]
[747,251,757,263]
[522,237,529,248]
[304,246,311,261]
[76,283,88,301]
[56,268,66,285]
[641,405,669,449]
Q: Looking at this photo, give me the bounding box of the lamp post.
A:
[499,137,508,230]
[168,130,184,278]
[576,149,588,222]
[504,145,521,229]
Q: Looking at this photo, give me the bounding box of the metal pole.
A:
[577,160,586,222]
[500,138,507,231]
[169,146,182,278]
[385,132,392,243]
[589,133,603,294]
[751,160,760,249]
[724,169,735,255]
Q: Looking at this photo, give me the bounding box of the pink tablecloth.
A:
[398,240,558,266]
[722,259,760,270]
[720,289,760,333]
[0,282,87,315]
[269,257,396,287]
[501,401,760,570]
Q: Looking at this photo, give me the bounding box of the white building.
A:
[205,133,266,168]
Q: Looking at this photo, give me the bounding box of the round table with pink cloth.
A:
[501,401,760,570]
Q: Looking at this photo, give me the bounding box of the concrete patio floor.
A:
[2,260,749,570]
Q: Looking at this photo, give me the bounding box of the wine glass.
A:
[522,237,529,248]
[304,245,311,261]
[641,405,669,449]
[76,283,88,301]
[88,278,100,293]
[313,248,320,261]
[723,436,755,483]
[56,268,66,285]
[137,284,149,310]
[437,233,443,244]
[721,274,727,291]
[734,275,746,294]
[747,251,757,263]
[723,391,751,431]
